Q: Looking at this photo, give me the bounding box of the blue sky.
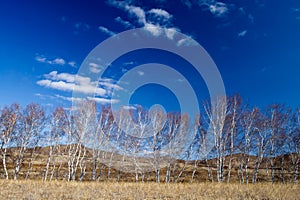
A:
[0,0,300,111]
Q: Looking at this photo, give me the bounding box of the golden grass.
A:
[0,180,299,200]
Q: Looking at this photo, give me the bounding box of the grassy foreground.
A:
[0,180,299,200]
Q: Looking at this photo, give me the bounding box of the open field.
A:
[0,180,299,200]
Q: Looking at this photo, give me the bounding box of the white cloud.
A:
[148,8,172,20]
[181,0,232,18]
[87,97,119,104]
[99,81,123,91]
[89,63,99,68]
[108,0,179,39]
[55,94,83,102]
[176,78,185,82]
[34,93,54,100]
[193,0,230,18]
[89,62,101,74]
[45,71,75,83]
[209,2,228,17]
[137,71,144,76]
[144,23,163,36]
[52,58,66,65]
[37,71,107,96]
[127,5,147,25]
[74,22,90,31]
[98,26,116,36]
[107,1,146,25]
[36,92,116,105]
[122,105,137,110]
[177,36,197,46]
[68,61,76,67]
[37,71,123,105]
[115,16,135,28]
[35,55,69,66]
[164,27,178,40]
[35,56,47,63]
[238,30,247,37]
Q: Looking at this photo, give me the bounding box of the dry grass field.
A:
[1,146,299,199]
[0,180,299,200]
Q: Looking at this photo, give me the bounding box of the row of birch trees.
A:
[0,95,300,183]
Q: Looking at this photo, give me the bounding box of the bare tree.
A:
[204,96,228,182]
[286,108,300,183]
[95,108,114,182]
[89,106,113,181]
[238,107,259,183]
[12,103,45,180]
[0,103,20,179]
[190,115,201,183]
[148,105,167,183]
[164,113,181,183]
[69,100,96,181]
[44,107,68,181]
[225,95,242,183]
[195,113,214,182]
[252,110,270,183]
[173,114,191,183]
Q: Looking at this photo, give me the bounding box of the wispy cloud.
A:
[148,8,172,20]
[115,16,135,28]
[36,55,77,68]
[107,0,179,40]
[177,36,197,46]
[181,0,192,9]
[207,2,229,17]
[238,30,247,37]
[182,0,230,18]
[37,71,122,104]
[68,61,76,67]
[38,71,104,96]
[35,56,47,63]
[89,62,101,74]
[87,97,119,104]
[137,71,145,76]
[37,93,118,105]
[35,55,70,66]
[122,105,137,110]
[74,22,90,31]
[98,26,116,36]
[55,94,83,102]
[52,58,66,65]
[108,0,146,24]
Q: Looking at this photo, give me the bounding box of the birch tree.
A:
[204,96,228,182]
[69,100,96,181]
[12,103,45,180]
[44,107,68,181]
[238,107,259,183]
[0,103,20,179]
[225,95,241,183]
[286,108,300,183]
[149,105,167,183]
[252,110,270,183]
